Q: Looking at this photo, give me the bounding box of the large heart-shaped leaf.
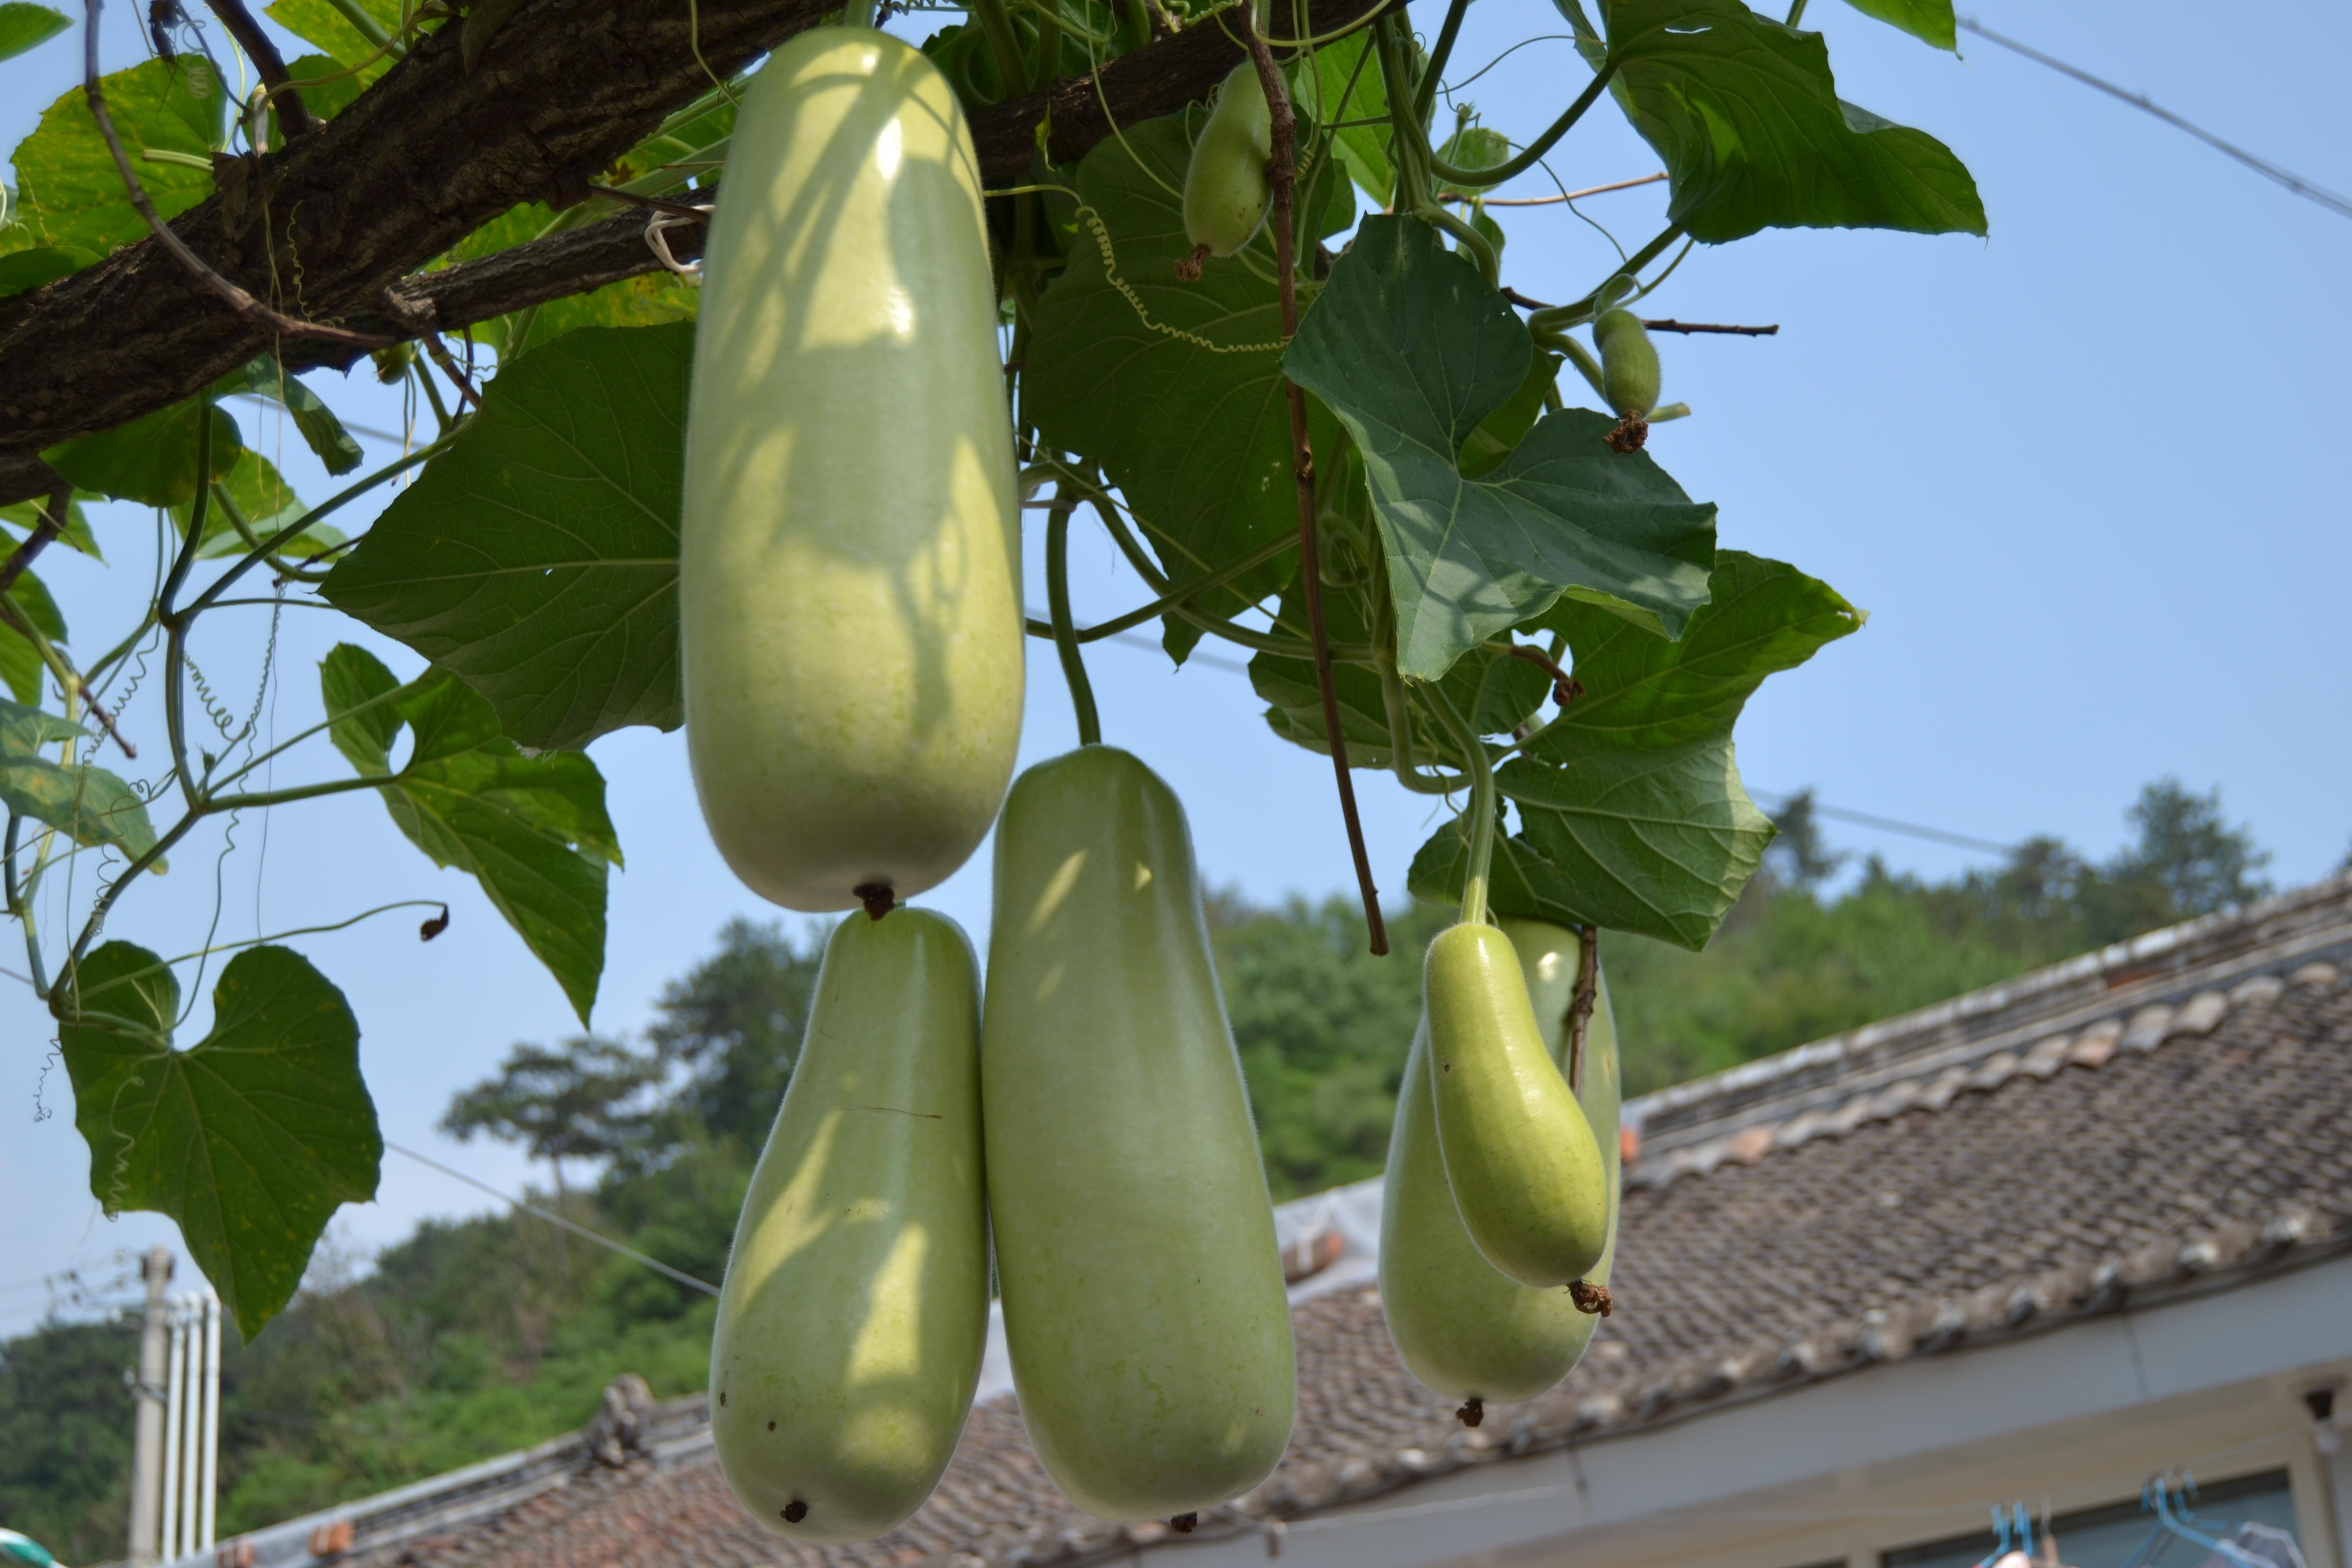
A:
[322,323,690,750]
[11,57,224,258]
[56,942,378,1339]
[319,646,620,1022]
[1408,551,1860,946]
[1023,113,1327,663]
[1601,0,1982,241]
[1286,216,1717,682]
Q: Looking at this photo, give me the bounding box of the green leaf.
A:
[265,0,401,71]
[1285,215,1717,682]
[1834,0,1954,50]
[1525,548,1866,758]
[446,201,700,359]
[282,51,365,122]
[1250,572,1550,769]
[1296,30,1393,202]
[318,643,400,775]
[41,399,242,507]
[1410,738,1774,945]
[10,58,224,258]
[321,323,690,751]
[0,242,96,298]
[1024,113,1329,664]
[0,495,102,558]
[318,646,620,1022]
[215,356,364,476]
[0,568,69,704]
[56,942,378,1340]
[1604,0,1983,241]
[0,697,162,864]
[0,3,70,63]
[1405,551,1861,946]
[1435,122,1513,194]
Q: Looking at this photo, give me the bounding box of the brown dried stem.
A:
[1243,11,1388,958]
[1566,922,1598,1094]
[1642,319,1779,336]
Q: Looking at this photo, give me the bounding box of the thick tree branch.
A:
[0,0,1388,508]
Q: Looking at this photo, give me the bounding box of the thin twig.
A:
[205,0,318,136]
[1244,11,1387,958]
[584,183,714,222]
[81,0,389,347]
[1643,318,1779,336]
[1438,170,1665,207]
[0,486,68,598]
[379,291,487,411]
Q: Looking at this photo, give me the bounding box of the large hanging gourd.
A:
[680,29,1023,914]
[980,746,1296,1522]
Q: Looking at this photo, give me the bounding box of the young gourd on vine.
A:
[1596,307,1662,452]
[679,26,1023,918]
[1383,920,1622,1424]
[1176,60,1273,280]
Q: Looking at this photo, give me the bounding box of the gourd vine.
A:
[0,0,1975,1526]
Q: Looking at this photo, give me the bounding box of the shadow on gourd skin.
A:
[682,34,1019,912]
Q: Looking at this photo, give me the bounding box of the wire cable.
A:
[384,1141,721,1298]
[1957,17,2352,222]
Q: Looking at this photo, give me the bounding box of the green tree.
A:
[0,1315,137,1565]
[440,1038,663,1207]
[642,918,826,1154]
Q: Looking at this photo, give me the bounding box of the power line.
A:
[1957,17,2352,223]
[384,1141,720,1298]
[1749,791,2018,857]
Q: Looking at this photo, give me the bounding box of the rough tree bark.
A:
[0,0,1387,508]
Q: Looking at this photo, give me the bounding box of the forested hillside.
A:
[0,781,2291,1561]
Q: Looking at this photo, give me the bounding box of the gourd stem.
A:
[1425,683,1497,927]
[1539,329,1607,400]
[1525,225,1684,334]
[1413,0,1474,126]
[1425,57,1620,188]
[1424,202,1498,284]
[1046,496,1104,746]
[970,0,1029,96]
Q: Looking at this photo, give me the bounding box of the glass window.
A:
[1884,1473,2302,1568]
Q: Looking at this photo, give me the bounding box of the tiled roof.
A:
[322,879,2352,1568]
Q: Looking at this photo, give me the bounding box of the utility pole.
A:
[127,1245,173,1568]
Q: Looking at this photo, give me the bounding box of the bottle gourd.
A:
[1425,922,1610,1288]
[710,908,989,1542]
[1382,920,1622,1404]
[981,746,1295,1521]
[681,30,1023,913]
[1594,308,1660,422]
[1181,61,1274,261]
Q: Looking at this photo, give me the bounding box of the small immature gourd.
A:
[1380,920,1622,1404]
[981,746,1295,1522]
[1425,922,1610,1288]
[1593,308,1661,422]
[1181,61,1274,262]
[709,908,989,1543]
[681,30,1023,914]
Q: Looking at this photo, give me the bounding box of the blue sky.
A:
[2,0,2346,1333]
